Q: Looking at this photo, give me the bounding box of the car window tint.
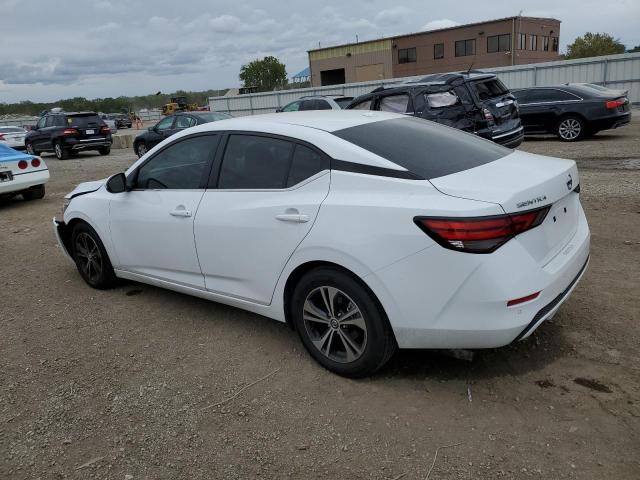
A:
[45,116,55,127]
[334,98,353,109]
[175,116,196,129]
[218,135,294,189]
[474,79,509,100]
[314,100,332,110]
[287,145,329,187]
[299,100,316,111]
[333,117,510,180]
[156,116,174,131]
[282,101,300,112]
[37,117,46,129]
[66,115,100,128]
[351,99,372,110]
[136,135,219,189]
[379,95,411,113]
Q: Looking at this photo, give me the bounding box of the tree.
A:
[239,56,287,92]
[628,45,640,53]
[565,32,625,59]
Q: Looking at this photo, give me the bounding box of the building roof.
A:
[292,67,311,79]
[308,16,560,53]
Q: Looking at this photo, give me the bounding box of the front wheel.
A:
[135,142,147,158]
[291,267,397,377]
[54,141,69,160]
[98,146,111,156]
[557,116,585,142]
[71,222,118,289]
[25,142,39,156]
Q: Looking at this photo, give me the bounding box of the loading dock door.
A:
[320,69,346,86]
[355,64,384,82]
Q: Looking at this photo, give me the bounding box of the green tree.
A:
[565,32,625,59]
[628,45,640,53]
[239,56,287,92]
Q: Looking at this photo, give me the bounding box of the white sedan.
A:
[0,144,49,200]
[0,126,28,150]
[54,111,590,377]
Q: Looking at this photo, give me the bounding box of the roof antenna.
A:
[466,59,475,75]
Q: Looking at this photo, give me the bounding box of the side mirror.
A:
[106,172,127,193]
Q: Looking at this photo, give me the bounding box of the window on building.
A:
[433,43,444,59]
[398,47,417,64]
[543,36,550,51]
[529,34,537,51]
[487,34,511,53]
[455,39,475,57]
[518,33,526,50]
[552,37,559,52]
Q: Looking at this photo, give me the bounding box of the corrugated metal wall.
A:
[209,52,640,116]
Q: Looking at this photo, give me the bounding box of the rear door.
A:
[194,133,330,304]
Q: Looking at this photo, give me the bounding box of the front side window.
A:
[37,117,47,129]
[350,99,372,110]
[529,34,537,51]
[136,135,219,189]
[379,94,412,114]
[487,34,511,53]
[398,47,417,64]
[282,101,300,112]
[218,135,294,189]
[433,43,444,59]
[155,116,174,131]
[455,39,475,57]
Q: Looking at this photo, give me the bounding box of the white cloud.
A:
[422,19,460,31]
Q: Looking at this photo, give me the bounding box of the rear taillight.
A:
[18,160,28,170]
[31,158,41,168]
[414,205,550,253]
[605,98,626,109]
[63,128,79,136]
[482,107,495,124]
[0,134,4,140]
[100,126,110,134]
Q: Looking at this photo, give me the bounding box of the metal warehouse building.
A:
[308,16,561,86]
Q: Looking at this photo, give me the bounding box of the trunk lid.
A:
[430,150,580,264]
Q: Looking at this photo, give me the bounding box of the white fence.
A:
[209,52,640,116]
[0,109,163,128]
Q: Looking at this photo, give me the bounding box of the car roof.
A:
[50,111,98,116]
[511,84,603,97]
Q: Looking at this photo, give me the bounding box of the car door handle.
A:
[275,214,309,223]
[170,207,192,217]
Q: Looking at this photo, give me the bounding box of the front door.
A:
[109,133,221,288]
[194,133,331,304]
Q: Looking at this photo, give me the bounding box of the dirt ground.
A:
[1,117,639,480]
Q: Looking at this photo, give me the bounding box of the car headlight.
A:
[62,198,70,214]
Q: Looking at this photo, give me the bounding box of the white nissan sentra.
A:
[54,111,590,377]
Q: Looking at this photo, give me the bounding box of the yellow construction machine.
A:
[161,96,199,116]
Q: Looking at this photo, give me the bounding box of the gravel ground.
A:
[1,116,639,480]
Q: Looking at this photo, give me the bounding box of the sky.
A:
[1,0,639,103]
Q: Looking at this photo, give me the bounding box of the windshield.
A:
[333,117,510,180]
[474,78,509,100]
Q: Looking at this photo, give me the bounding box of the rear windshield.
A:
[332,117,510,179]
[474,78,509,100]
[66,114,102,127]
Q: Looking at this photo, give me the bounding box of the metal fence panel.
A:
[209,52,640,115]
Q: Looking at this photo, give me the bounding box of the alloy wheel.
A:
[303,286,367,363]
[74,232,103,283]
[55,143,63,159]
[558,118,581,140]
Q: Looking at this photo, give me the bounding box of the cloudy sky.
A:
[1,0,639,103]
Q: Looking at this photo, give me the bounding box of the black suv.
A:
[25,111,112,159]
[347,72,524,148]
[114,113,132,129]
[133,111,231,157]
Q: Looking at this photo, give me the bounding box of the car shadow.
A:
[523,133,626,143]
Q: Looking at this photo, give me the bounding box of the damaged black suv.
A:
[347,72,524,148]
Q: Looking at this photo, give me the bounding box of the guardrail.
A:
[208,52,640,116]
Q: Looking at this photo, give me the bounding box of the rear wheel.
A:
[291,267,396,377]
[22,184,45,200]
[71,222,118,289]
[557,116,585,142]
[98,146,111,156]
[54,141,69,160]
[135,142,147,158]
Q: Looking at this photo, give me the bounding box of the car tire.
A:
[54,141,69,160]
[291,266,397,378]
[71,222,118,290]
[22,184,45,200]
[135,142,148,158]
[98,147,111,156]
[25,142,40,156]
[557,116,585,142]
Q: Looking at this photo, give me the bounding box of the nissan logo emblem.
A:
[566,174,573,191]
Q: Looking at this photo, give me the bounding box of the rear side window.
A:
[379,95,412,113]
[175,116,197,129]
[426,91,459,108]
[218,135,294,189]
[287,145,329,186]
[313,100,332,110]
[333,117,510,180]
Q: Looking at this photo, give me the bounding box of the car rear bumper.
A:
[491,125,524,148]
[591,111,631,131]
[64,137,112,150]
[0,168,49,195]
[366,202,590,349]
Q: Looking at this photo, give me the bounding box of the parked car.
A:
[133,111,232,157]
[100,115,118,134]
[0,143,49,200]
[0,126,28,150]
[347,72,524,148]
[54,111,589,377]
[277,95,354,112]
[25,111,112,159]
[113,113,132,129]
[511,84,631,141]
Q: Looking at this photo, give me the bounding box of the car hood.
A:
[65,179,106,199]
